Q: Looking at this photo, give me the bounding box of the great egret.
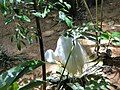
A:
[45,36,89,75]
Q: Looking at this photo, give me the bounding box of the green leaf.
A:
[32,12,42,18]
[81,32,96,41]
[111,32,120,38]
[32,7,50,18]
[17,15,31,22]
[0,4,7,16]
[12,60,44,83]
[38,0,44,4]
[16,0,21,3]
[41,7,50,18]
[5,17,13,25]
[19,80,45,90]
[100,32,111,40]
[9,0,21,3]
[59,11,73,28]
[8,82,19,90]
[85,74,110,90]
[22,15,31,22]
[112,40,120,46]
[63,2,71,9]
[9,0,13,3]
[59,0,63,3]
[19,30,26,39]
[111,32,120,46]
[27,36,33,44]
[64,17,73,28]
[67,83,84,90]
[0,60,44,89]
[0,66,24,90]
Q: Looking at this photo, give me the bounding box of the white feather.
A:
[45,36,89,75]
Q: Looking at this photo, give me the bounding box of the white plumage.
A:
[45,36,88,75]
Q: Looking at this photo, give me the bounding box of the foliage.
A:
[0,0,119,90]
[47,72,110,90]
[100,31,120,46]
[11,24,38,50]
[0,0,73,50]
[85,74,109,90]
[0,59,44,90]
[63,22,102,41]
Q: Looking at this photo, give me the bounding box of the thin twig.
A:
[100,0,104,29]
[95,0,100,56]
[95,0,98,25]
[32,0,46,90]
[82,0,94,22]
[57,45,74,90]
[99,0,104,51]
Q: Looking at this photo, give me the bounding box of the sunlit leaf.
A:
[8,82,19,90]
[9,0,13,3]
[16,0,21,3]
[17,15,31,22]
[100,32,111,40]
[112,40,120,46]
[0,4,7,16]
[38,0,44,4]
[110,32,120,46]
[64,17,73,28]
[21,15,31,22]
[9,0,21,3]
[19,31,26,39]
[59,0,63,3]
[67,83,84,90]
[81,32,96,41]
[41,7,50,18]
[27,36,33,44]
[32,12,42,18]
[4,17,13,25]
[59,11,73,28]
[63,2,71,9]
[85,74,110,90]
[0,60,44,89]
[111,32,120,38]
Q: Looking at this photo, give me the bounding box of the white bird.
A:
[45,36,89,75]
[45,49,56,64]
